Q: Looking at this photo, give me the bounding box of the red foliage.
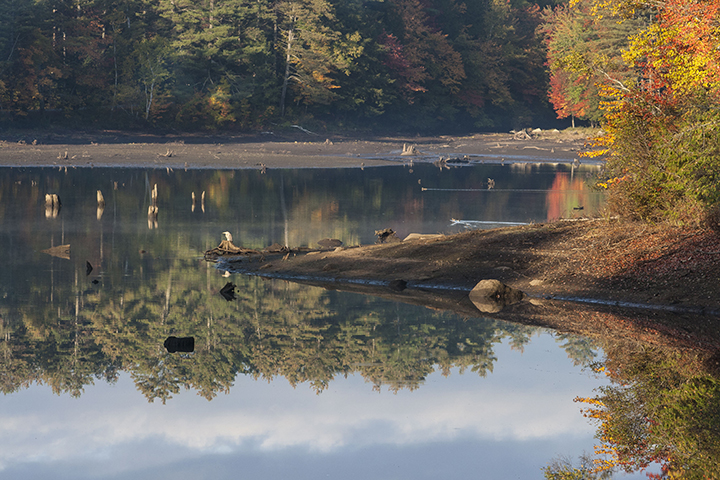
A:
[457,90,484,108]
[378,32,428,98]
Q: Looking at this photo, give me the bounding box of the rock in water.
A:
[388,279,407,291]
[219,282,236,301]
[264,243,289,253]
[468,279,525,313]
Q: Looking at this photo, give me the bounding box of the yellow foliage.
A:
[596,175,626,189]
[624,21,720,97]
[570,0,642,20]
[574,396,606,406]
[312,70,340,89]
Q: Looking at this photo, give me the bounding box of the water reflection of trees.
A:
[546,341,720,479]
[0,165,602,252]
[0,166,604,403]
[0,253,598,403]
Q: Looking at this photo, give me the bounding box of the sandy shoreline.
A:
[0,130,593,169]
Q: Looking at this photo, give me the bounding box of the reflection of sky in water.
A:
[0,334,605,479]
[0,164,634,478]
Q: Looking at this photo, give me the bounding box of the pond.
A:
[0,163,666,478]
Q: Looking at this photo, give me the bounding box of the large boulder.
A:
[469,279,525,313]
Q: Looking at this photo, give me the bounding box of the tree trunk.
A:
[145,79,155,120]
[112,35,118,110]
[279,28,294,117]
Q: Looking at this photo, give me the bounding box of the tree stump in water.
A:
[44,193,61,218]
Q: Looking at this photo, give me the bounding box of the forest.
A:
[4,0,720,475]
[0,0,566,131]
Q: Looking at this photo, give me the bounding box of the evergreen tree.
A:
[276,0,360,116]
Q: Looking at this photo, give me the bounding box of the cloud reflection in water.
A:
[0,334,603,479]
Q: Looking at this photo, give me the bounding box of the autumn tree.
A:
[590,0,720,223]
[0,0,566,130]
[571,343,720,478]
[540,0,645,126]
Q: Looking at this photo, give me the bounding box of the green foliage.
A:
[0,0,558,131]
[601,94,720,223]
[0,261,548,402]
[543,453,613,479]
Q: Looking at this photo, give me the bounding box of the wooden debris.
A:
[512,130,531,140]
[401,144,418,156]
[41,244,71,260]
[375,228,401,244]
[403,233,443,242]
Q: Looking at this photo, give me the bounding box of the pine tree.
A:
[276,0,359,116]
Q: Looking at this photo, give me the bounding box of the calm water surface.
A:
[0,163,628,478]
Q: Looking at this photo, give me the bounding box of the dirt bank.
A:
[208,219,720,353]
